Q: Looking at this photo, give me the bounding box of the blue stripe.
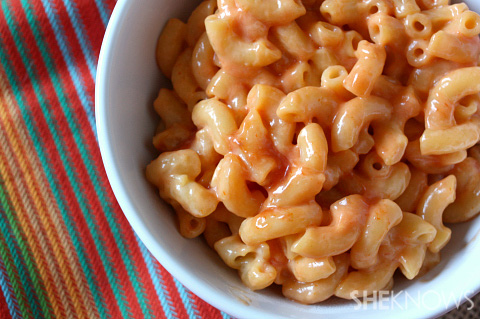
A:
[0,8,109,319]
[38,0,97,137]
[221,312,231,319]
[93,0,110,28]
[16,0,152,316]
[59,0,98,81]
[0,255,22,319]
[173,279,197,319]
[136,235,177,319]
[0,187,44,318]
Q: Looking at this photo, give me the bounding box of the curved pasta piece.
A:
[323,150,359,191]
[351,199,403,269]
[297,123,328,173]
[449,10,480,37]
[214,234,277,290]
[373,86,422,165]
[321,65,353,100]
[308,21,344,48]
[282,254,349,304]
[211,154,265,218]
[338,153,411,200]
[422,3,467,27]
[393,212,437,245]
[156,18,187,78]
[395,167,428,213]
[367,13,407,49]
[427,30,480,64]
[203,218,231,248]
[424,67,480,130]
[174,204,206,238]
[234,109,278,184]
[235,0,306,25]
[152,89,195,151]
[398,244,427,280]
[404,12,432,39]
[335,257,398,299]
[405,139,466,174]
[420,118,480,155]
[190,128,222,175]
[280,61,322,93]
[343,40,387,97]
[391,0,419,18]
[406,39,432,68]
[171,48,207,109]
[291,195,369,258]
[266,167,325,207]
[146,150,219,217]
[444,157,480,223]
[277,86,340,125]
[240,202,323,246]
[390,212,437,279]
[206,69,249,122]
[331,96,392,152]
[192,98,238,155]
[192,33,219,90]
[186,0,217,46]
[288,256,336,283]
[271,22,314,60]
[321,0,362,27]
[205,15,281,67]
[416,175,455,253]
[246,84,294,156]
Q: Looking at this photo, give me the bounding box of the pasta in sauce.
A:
[147,0,480,304]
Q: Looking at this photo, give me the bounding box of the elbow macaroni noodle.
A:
[147,0,480,304]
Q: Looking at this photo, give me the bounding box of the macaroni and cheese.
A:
[147,0,480,304]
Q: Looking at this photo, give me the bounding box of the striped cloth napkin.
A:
[0,0,226,318]
[0,0,477,318]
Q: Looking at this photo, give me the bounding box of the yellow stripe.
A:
[0,69,99,319]
[0,117,69,318]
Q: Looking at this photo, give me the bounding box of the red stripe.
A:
[22,0,147,316]
[0,4,123,318]
[75,0,115,61]
[0,121,72,319]
[28,0,214,316]
[16,1,152,317]
[157,265,190,319]
[0,233,33,318]
[0,90,91,318]
[47,0,96,93]
[0,280,13,319]
[23,2,189,318]
[3,0,224,318]
[189,290,223,319]
[107,201,169,319]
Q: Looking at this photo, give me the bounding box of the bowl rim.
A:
[95,1,480,318]
[95,1,284,318]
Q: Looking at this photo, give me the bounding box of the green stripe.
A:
[0,7,109,319]
[4,0,152,317]
[11,1,131,317]
[0,178,49,318]
[16,1,152,318]
[0,227,31,319]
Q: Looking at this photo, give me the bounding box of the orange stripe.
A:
[0,68,98,319]
[0,119,68,318]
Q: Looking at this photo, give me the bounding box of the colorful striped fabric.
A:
[0,0,477,318]
[0,0,229,318]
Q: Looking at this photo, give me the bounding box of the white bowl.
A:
[95,1,480,318]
